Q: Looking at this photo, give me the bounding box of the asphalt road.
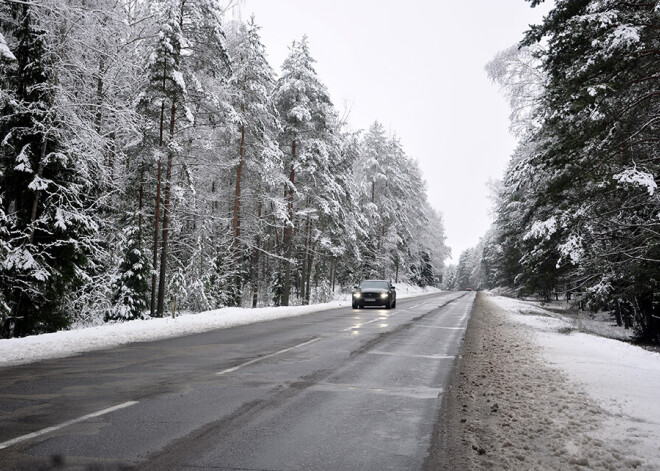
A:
[0,291,475,470]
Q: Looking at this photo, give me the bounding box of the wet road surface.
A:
[0,291,474,470]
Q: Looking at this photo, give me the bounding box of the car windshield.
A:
[360,280,389,289]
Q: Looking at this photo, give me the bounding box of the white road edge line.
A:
[216,338,321,375]
[0,401,138,451]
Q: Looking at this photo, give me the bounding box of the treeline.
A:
[0,0,448,337]
[477,0,659,342]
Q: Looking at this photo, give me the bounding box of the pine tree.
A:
[0,3,101,335]
[486,0,660,341]
[273,37,334,306]
[106,215,150,321]
[226,17,282,306]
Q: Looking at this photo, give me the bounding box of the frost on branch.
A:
[523,216,557,241]
[614,168,657,196]
[0,31,15,61]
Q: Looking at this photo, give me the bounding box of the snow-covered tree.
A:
[486,0,660,342]
[225,17,283,305]
[273,36,335,305]
[0,3,107,335]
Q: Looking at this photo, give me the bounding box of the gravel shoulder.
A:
[426,292,655,471]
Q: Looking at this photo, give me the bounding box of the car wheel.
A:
[385,298,392,309]
[352,301,358,309]
[392,299,396,309]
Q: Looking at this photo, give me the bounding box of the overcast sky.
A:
[236,0,554,261]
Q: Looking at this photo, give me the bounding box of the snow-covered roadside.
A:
[0,284,440,368]
[491,294,636,341]
[436,293,659,470]
[490,294,660,469]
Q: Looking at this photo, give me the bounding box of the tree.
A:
[226,17,282,306]
[106,214,150,321]
[486,0,660,342]
[273,37,335,306]
[0,3,104,335]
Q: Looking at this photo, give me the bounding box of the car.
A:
[352,280,396,309]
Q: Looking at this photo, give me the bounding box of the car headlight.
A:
[353,292,361,298]
[380,293,388,299]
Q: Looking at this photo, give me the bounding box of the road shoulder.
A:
[426,292,655,470]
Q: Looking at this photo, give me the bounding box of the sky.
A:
[234,0,554,260]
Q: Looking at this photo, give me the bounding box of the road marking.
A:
[308,382,444,400]
[367,351,455,360]
[0,401,138,451]
[341,317,387,332]
[411,325,465,330]
[216,338,321,375]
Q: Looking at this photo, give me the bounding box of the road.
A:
[0,291,475,470]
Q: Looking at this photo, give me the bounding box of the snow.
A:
[490,294,660,469]
[609,24,641,51]
[0,32,15,61]
[614,168,657,196]
[558,233,584,265]
[523,215,557,241]
[171,70,186,94]
[13,144,32,173]
[0,283,440,368]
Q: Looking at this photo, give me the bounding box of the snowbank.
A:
[0,283,440,367]
[490,295,660,469]
[489,294,636,341]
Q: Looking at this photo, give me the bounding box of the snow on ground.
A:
[0,284,439,368]
[490,294,636,341]
[490,294,660,469]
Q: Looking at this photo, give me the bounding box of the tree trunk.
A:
[138,166,144,234]
[380,224,386,279]
[94,56,104,135]
[304,238,314,305]
[395,259,399,284]
[156,102,176,317]
[331,257,336,294]
[281,139,296,306]
[150,98,166,317]
[231,121,245,305]
[251,198,262,308]
[28,135,48,244]
[301,216,312,305]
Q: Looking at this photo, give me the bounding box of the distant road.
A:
[0,291,474,470]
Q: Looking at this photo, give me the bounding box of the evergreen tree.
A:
[106,216,150,321]
[0,4,101,335]
[486,0,660,341]
[226,17,282,306]
[273,37,335,306]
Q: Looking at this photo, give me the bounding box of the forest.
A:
[448,0,660,344]
[0,0,449,337]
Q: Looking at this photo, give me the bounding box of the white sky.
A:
[236,0,554,260]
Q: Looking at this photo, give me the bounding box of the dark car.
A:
[352,280,396,309]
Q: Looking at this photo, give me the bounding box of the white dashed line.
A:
[341,317,387,332]
[411,325,466,330]
[367,351,455,360]
[216,338,321,375]
[0,401,139,450]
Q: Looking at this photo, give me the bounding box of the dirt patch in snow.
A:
[425,292,653,470]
